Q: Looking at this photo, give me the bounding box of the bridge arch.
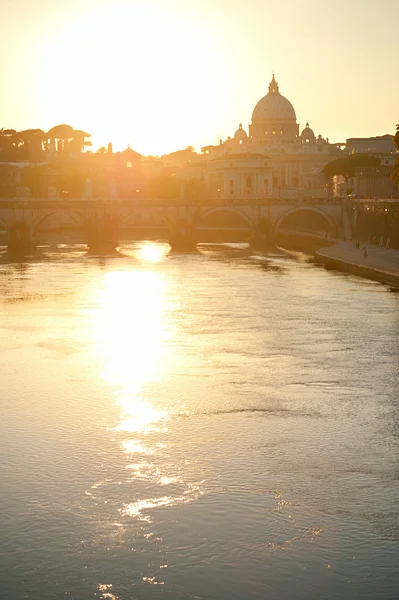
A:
[275,206,337,236]
[196,206,256,230]
[0,216,9,232]
[194,206,257,242]
[119,207,173,230]
[29,210,83,239]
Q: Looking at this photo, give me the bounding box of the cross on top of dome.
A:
[269,74,279,94]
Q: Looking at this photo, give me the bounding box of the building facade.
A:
[346,135,395,155]
[204,75,341,200]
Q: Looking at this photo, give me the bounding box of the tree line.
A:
[0,125,91,162]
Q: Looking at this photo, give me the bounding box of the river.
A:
[0,242,398,600]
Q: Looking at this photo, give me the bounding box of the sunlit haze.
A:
[1,0,398,154]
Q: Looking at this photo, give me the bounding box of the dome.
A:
[234,123,248,141]
[301,122,315,140]
[252,76,296,123]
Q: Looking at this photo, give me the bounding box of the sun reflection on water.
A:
[92,269,172,434]
[136,242,170,263]
[95,270,168,389]
[125,461,180,485]
[97,583,118,600]
[90,259,205,527]
[116,398,168,434]
[120,486,203,522]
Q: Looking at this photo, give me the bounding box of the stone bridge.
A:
[0,198,345,251]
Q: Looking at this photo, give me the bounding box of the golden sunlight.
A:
[92,269,171,433]
[37,2,229,154]
[136,243,170,263]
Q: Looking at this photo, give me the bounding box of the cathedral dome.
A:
[301,122,315,141]
[252,76,296,123]
[234,123,248,141]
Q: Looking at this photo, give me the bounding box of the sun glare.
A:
[92,269,171,433]
[137,243,169,263]
[37,2,229,154]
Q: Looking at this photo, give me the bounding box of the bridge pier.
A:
[8,222,36,254]
[250,218,275,250]
[250,231,275,250]
[169,219,197,251]
[85,214,119,253]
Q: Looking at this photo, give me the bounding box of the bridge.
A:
[0,198,346,252]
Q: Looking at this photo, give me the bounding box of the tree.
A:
[162,146,198,166]
[19,129,45,161]
[68,129,91,153]
[392,124,399,187]
[44,125,92,155]
[46,124,75,154]
[0,129,20,161]
[323,154,381,182]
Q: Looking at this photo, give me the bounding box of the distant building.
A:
[333,165,398,199]
[346,134,395,155]
[355,166,398,198]
[204,75,341,199]
[207,153,273,199]
[81,147,144,199]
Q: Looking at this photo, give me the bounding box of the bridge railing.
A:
[0,196,346,207]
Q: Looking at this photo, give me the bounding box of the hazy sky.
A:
[1,0,398,155]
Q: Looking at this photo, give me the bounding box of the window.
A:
[126,161,132,168]
[280,130,283,135]
[246,176,252,188]
[272,131,276,135]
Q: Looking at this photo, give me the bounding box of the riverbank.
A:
[315,240,399,287]
[276,231,334,254]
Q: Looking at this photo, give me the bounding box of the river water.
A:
[0,242,398,600]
